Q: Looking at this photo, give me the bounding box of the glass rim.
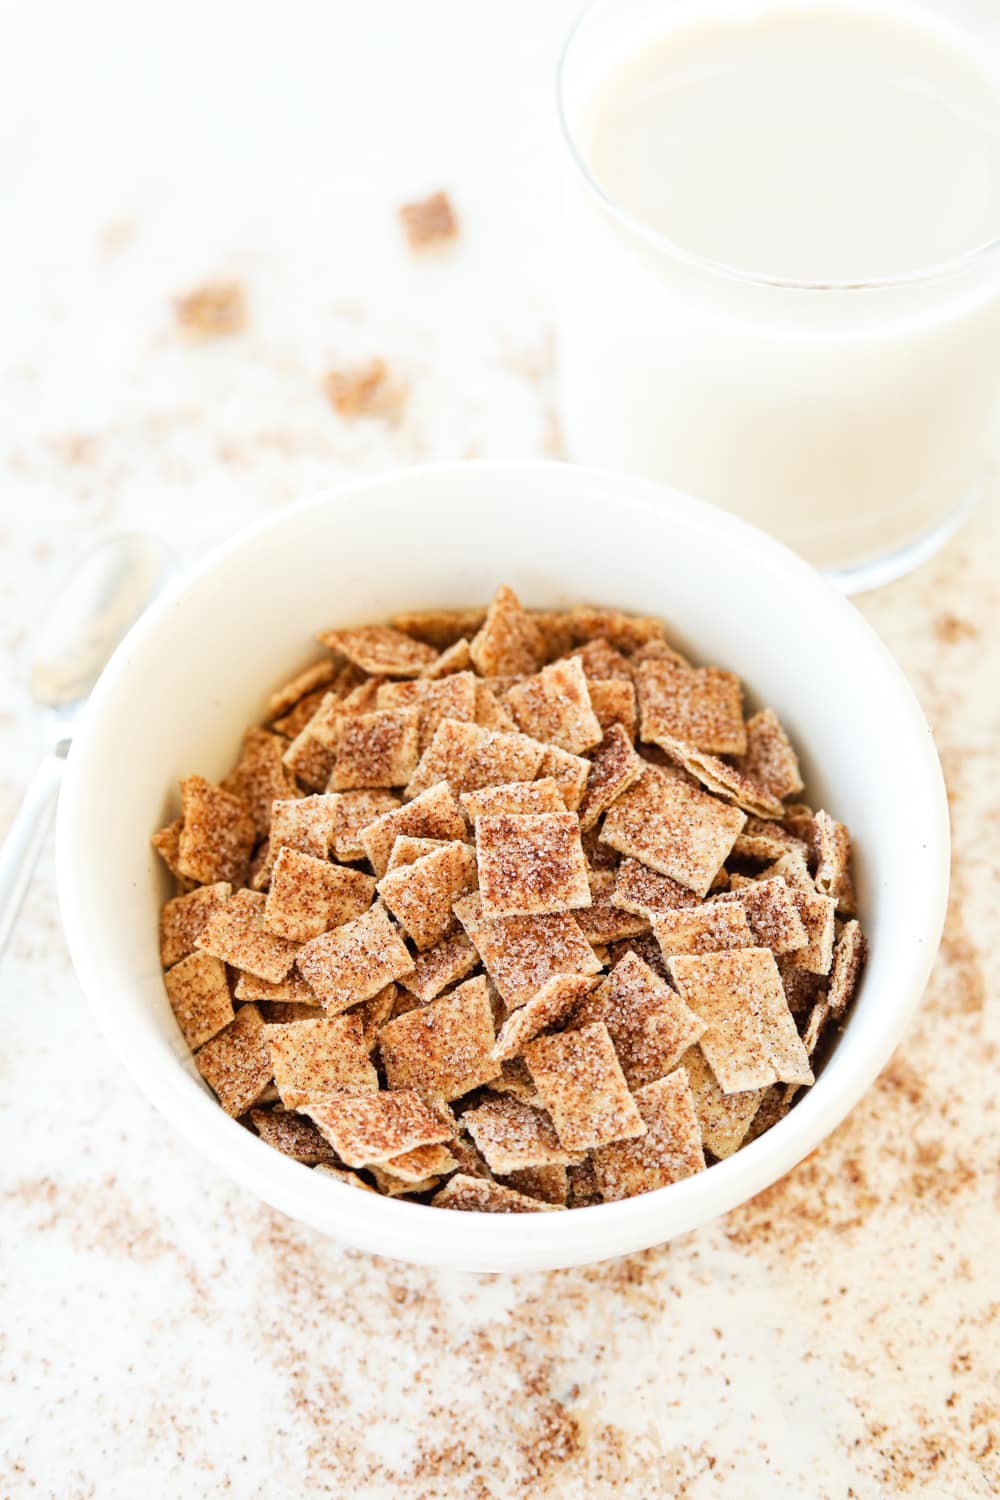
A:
[556,0,1000,294]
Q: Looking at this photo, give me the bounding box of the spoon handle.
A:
[0,754,65,959]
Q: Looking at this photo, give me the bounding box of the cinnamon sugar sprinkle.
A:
[152,585,866,1208]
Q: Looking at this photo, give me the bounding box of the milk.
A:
[557,2,1000,581]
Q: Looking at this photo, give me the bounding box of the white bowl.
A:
[56,461,949,1272]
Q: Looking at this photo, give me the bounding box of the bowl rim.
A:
[56,458,951,1270]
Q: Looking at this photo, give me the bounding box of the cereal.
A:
[828,919,867,1017]
[399,190,459,247]
[537,745,590,812]
[486,1057,541,1107]
[375,673,477,749]
[266,1013,377,1108]
[453,893,602,1011]
[431,1174,563,1213]
[569,951,705,1090]
[463,1097,585,1174]
[326,709,419,791]
[600,764,745,897]
[233,969,318,1005]
[651,901,754,960]
[491,974,599,1062]
[611,858,697,918]
[151,818,188,885]
[332,789,401,862]
[378,975,498,1100]
[813,809,856,913]
[679,1047,764,1159]
[177,775,256,886]
[566,606,665,654]
[568,638,635,682]
[713,876,808,955]
[573,872,649,945]
[376,1142,458,1184]
[523,1021,646,1152]
[323,358,405,421]
[386,836,449,871]
[306,1090,454,1167]
[476,812,590,920]
[460,778,566,820]
[317,624,437,677]
[163,950,234,1049]
[196,888,299,983]
[578,723,646,832]
[250,1107,338,1164]
[263,848,374,942]
[636,658,747,756]
[591,1071,705,1200]
[296,903,414,1013]
[469,586,547,677]
[733,708,804,802]
[360,782,468,877]
[783,887,838,975]
[377,841,477,949]
[732,817,810,864]
[266,660,341,723]
[658,740,784,819]
[422,639,474,680]
[159,882,232,969]
[174,280,246,337]
[281,696,340,791]
[313,1164,377,1192]
[222,728,301,836]
[267,795,340,866]
[473,680,517,731]
[406,719,545,800]
[392,606,486,649]
[499,1164,569,1206]
[506,657,603,755]
[354,983,399,1048]
[586,678,638,740]
[195,1004,273,1117]
[399,931,480,1003]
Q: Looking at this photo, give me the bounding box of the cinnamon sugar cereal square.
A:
[460,777,565,820]
[195,1004,272,1117]
[378,975,497,1099]
[422,638,473,679]
[465,728,547,795]
[591,1071,705,1200]
[567,606,666,653]
[637,658,747,756]
[578,723,646,831]
[377,841,478,949]
[328,709,421,790]
[784,888,838,975]
[402,931,480,1003]
[813,810,856,913]
[376,673,477,749]
[463,1096,585,1173]
[266,660,341,723]
[268,795,340,864]
[332,789,400,862]
[491,974,599,1062]
[176,775,256,886]
[499,1164,569,1206]
[573,872,649,945]
[159,882,232,969]
[570,951,706,1089]
[776,958,825,1017]
[568,638,635,682]
[660,741,784,819]
[174,279,246,337]
[454,893,601,1011]
[476,812,591,920]
[399,189,459,247]
[360,782,468,877]
[152,818,190,886]
[163,950,234,1049]
[587,678,638,740]
[506,657,603,755]
[354,983,399,1048]
[222,728,301,836]
[679,1047,765,1158]
[486,1056,541,1107]
[317,623,436,677]
[715,876,808,955]
[266,1013,377,1108]
[469,586,546,677]
[392,606,486,650]
[800,1000,831,1059]
[250,1107,338,1164]
[431,1174,563,1213]
[233,968,318,1004]
[611,858,698,919]
[403,718,481,798]
[306,1089,454,1167]
[281,695,341,791]
[263,848,375,942]
[600,765,745,897]
[827,919,867,1018]
[537,745,590,812]
[386,836,449,871]
[473,680,517,731]
[376,1142,458,1185]
[733,817,810,864]
[296,904,414,1013]
[273,686,341,740]
[733,708,804,802]
[523,1021,645,1152]
[651,901,753,960]
[197,888,299,983]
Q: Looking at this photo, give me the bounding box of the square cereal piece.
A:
[656,740,784,820]
[306,1089,454,1167]
[376,673,477,749]
[523,1021,646,1152]
[578,723,646,832]
[379,975,498,1099]
[813,810,855,913]
[402,931,480,1003]
[399,189,459,247]
[328,709,421,791]
[273,685,342,740]
[159,881,232,969]
[636,658,747,756]
[591,1071,705,1200]
[296,903,414,1013]
[392,605,486,650]
[476,812,591,920]
[222,728,301,837]
[827,919,867,1018]
[776,958,825,1018]
[669,947,813,1092]
[431,1174,562,1213]
[499,1164,569,1206]
[574,872,649,945]
[742,1084,795,1146]
[151,818,190,886]
[507,657,603,755]
[491,974,599,1062]
[266,1013,377,1108]
[464,728,546,796]
[454,893,602,1011]
[422,638,473,680]
[732,817,810,864]
[783,888,838,975]
[176,775,256,885]
[282,694,341,791]
[566,606,666,653]
[353,982,399,1048]
[174,279,246,337]
[250,1106,338,1164]
[460,778,565,820]
[268,794,340,866]
[473,680,517,731]
[800,999,831,1059]
[733,708,804,801]
[266,659,341,723]
[679,1047,764,1158]
[611,858,698,918]
[386,836,450,871]
[567,638,635,682]
[606,931,672,983]
[377,841,478,950]
[570,951,706,1090]
[197,888,299,983]
[587,679,638,740]
[469,585,547,677]
[651,902,753,961]
[316,623,436,677]
[163,950,234,1049]
[360,782,468,877]
[332,789,400,862]
[538,745,590,812]
[376,1142,458,1186]
[195,1004,272,1117]
[313,1163,377,1192]
[567,1157,602,1207]
[600,764,745,897]
[263,848,375,943]
[463,1096,584,1173]
[396,717,478,797]
[233,969,318,1004]
[715,876,808,955]
[486,1057,541,1107]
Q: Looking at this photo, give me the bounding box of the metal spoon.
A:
[0,533,176,957]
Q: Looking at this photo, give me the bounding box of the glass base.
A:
[823,485,980,595]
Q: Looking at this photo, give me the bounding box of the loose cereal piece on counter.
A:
[328,708,421,791]
[176,775,256,886]
[523,1021,646,1152]
[600,765,745,898]
[401,931,481,1004]
[360,781,468,877]
[679,1047,765,1159]
[611,858,698,919]
[376,673,477,750]
[263,847,375,943]
[491,974,599,1063]
[163,950,234,1050]
[378,976,498,1100]
[174,279,246,337]
[296,903,414,1013]
[431,1174,563,1213]
[506,657,603,755]
[573,872,649,946]
[537,745,590,812]
[377,841,477,950]
[636,658,747,757]
[827,920,867,1018]
[460,777,566,821]
[306,1089,454,1168]
[392,606,486,650]
[592,1071,705,1201]
[195,1004,272,1117]
[651,902,754,961]
[323,358,405,421]
[453,893,602,1011]
[578,723,646,832]
[222,728,301,836]
[570,951,705,1091]
[159,881,232,969]
[713,876,808,955]
[399,190,459,248]
[469,585,547,678]
[586,678,638,741]
[197,888,299,984]
[733,708,804,802]
[463,1096,584,1174]
[250,1107,339,1164]
[476,812,590,921]
[332,789,400,863]
[316,623,436,677]
[266,1013,377,1108]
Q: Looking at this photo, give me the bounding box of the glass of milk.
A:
[556,0,1000,589]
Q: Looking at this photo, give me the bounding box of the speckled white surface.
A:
[1,3,998,1496]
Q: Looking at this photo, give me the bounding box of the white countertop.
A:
[1,3,998,1495]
